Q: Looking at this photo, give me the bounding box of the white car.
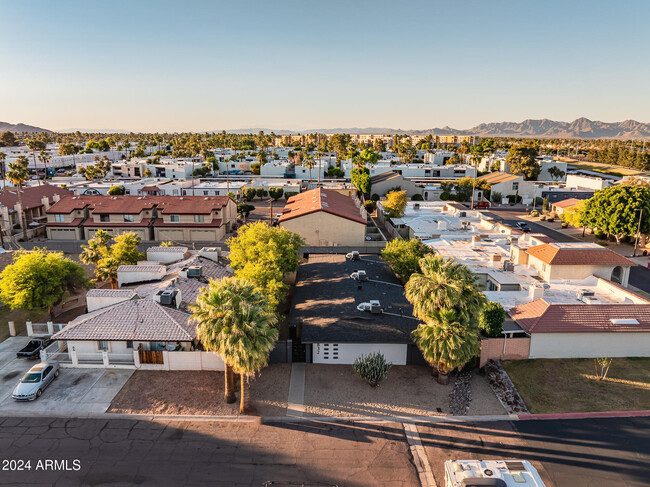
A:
[12,361,59,401]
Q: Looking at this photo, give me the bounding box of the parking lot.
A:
[0,337,132,415]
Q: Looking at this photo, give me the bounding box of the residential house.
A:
[479,172,536,202]
[0,184,71,237]
[278,188,368,246]
[289,254,422,365]
[370,171,423,198]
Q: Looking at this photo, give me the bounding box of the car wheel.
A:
[36,389,42,398]
[54,370,59,378]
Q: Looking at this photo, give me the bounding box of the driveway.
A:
[0,337,133,416]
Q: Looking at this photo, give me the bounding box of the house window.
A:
[100,214,110,222]
[54,214,65,222]
[513,182,519,191]
[126,340,133,349]
[172,190,179,195]
[123,215,134,222]
[194,215,204,223]
[203,191,209,196]
[98,341,109,351]
[170,215,180,222]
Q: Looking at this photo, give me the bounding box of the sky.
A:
[1,0,649,133]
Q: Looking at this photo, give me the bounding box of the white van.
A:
[444,460,545,487]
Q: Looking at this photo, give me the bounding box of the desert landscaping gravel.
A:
[303,365,507,417]
[108,364,290,416]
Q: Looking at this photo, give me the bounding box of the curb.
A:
[517,410,650,421]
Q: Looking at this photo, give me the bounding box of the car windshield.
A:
[21,372,42,383]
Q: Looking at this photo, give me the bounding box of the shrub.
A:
[491,191,502,203]
[594,231,606,240]
[353,353,392,387]
[440,191,450,200]
[371,193,380,202]
[268,187,284,201]
[479,302,506,338]
[256,188,268,199]
[242,187,257,201]
[534,197,544,206]
[549,211,559,219]
[561,222,568,228]
[597,241,609,247]
[412,194,424,201]
[540,215,546,221]
[530,210,539,217]
[364,201,376,213]
[284,191,298,200]
[507,194,522,204]
[547,217,555,222]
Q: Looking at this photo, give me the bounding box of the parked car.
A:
[16,338,54,360]
[473,201,490,209]
[515,222,531,233]
[12,361,59,401]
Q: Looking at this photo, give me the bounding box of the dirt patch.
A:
[303,365,506,417]
[108,364,290,416]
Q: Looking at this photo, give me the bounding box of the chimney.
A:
[41,196,50,211]
[490,254,502,264]
[53,194,61,202]
[528,285,544,301]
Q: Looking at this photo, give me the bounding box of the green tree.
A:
[85,231,145,288]
[38,150,51,184]
[381,239,433,283]
[242,187,257,201]
[506,145,540,180]
[268,187,284,201]
[582,185,650,244]
[479,302,506,338]
[7,155,30,239]
[227,222,304,310]
[0,248,89,318]
[80,230,112,266]
[353,148,380,169]
[250,162,261,175]
[108,185,126,195]
[143,168,152,177]
[1,131,17,147]
[405,253,486,324]
[190,278,279,413]
[560,200,587,228]
[411,308,480,383]
[256,188,268,199]
[382,190,407,219]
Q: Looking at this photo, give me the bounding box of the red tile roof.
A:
[525,243,636,266]
[552,198,581,208]
[508,299,650,333]
[47,195,233,215]
[0,184,72,212]
[154,219,223,228]
[278,188,366,225]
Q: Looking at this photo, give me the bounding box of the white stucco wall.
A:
[86,295,134,312]
[117,269,166,287]
[529,332,650,359]
[146,250,187,264]
[311,343,407,365]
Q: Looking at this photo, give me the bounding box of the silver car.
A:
[12,361,59,401]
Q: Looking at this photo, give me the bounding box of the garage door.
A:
[49,228,77,240]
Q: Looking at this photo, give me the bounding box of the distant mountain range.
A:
[230,119,650,139]
[0,121,51,133]
[3,118,650,139]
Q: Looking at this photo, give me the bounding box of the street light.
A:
[632,208,643,258]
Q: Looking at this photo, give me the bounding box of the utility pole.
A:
[632,208,643,257]
[269,197,273,225]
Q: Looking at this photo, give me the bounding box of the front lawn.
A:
[503,358,650,414]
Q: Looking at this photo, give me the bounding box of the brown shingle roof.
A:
[279,188,366,225]
[0,184,72,212]
[525,244,636,266]
[509,299,650,333]
[53,299,195,341]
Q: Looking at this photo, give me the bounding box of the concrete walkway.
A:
[286,362,306,417]
[403,422,437,487]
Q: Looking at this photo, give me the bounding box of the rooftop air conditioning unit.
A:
[346,251,360,261]
[350,270,368,281]
[157,289,175,305]
[414,203,420,210]
[187,266,202,278]
[502,261,514,272]
[460,211,466,217]
[370,300,382,314]
[576,289,595,301]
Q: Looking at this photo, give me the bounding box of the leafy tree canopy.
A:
[382,190,407,219]
[506,145,540,180]
[381,239,433,283]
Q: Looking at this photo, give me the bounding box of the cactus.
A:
[353,353,392,387]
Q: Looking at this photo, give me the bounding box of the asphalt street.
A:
[0,416,649,486]
[487,208,650,294]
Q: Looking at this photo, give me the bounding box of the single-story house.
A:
[508,298,650,359]
[551,198,581,215]
[279,188,367,246]
[370,171,422,198]
[289,254,423,365]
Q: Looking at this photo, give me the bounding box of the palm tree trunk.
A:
[17,185,27,240]
[224,363,236,403]
[239,373,251,414]
[110,277,118,289]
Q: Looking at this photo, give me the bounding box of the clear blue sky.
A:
[1,0,649,132]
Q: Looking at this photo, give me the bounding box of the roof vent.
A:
[350,270,367,281]
[346,251,360,261]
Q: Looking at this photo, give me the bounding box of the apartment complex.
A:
[45,195,237,242]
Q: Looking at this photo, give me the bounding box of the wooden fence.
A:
[139,350,164,364]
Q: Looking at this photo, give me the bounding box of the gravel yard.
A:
[303,364,506,417]
[108,364,290,416]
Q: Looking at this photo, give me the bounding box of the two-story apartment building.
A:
[45,195,236,242]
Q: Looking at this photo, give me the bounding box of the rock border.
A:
[483,360,529,414]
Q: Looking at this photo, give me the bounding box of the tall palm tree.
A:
[412,308,481,384]
[7,156,30,240]
[38,150,51,185]
[95,256,121,289]
[190,278,278,413]
[80,230,112,266]
[316,148,325,187]
[0,152,6,191]
[304,154,316,188]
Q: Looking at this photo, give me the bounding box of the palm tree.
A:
[80,230,112,266]
[95,256,121,289]
[316,148,325,187]
[0,152,6,191]
[190,278,278,413]
[7,156,30,239]
[412,308,480,384]
[303,154,316,188]
[38,150,51,185]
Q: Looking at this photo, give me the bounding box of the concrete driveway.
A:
[0,337,133,415]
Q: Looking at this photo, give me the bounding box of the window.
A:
[100,214,110,222]
[126,340,133,349]
[203,191,208,196]
[170,215,180,222]
[42,366,52,378]
[194,215,204,223]
[98,341,109,351]
[123,215,134,222]
[513,182,519,191]
[54,214,65,222]
[172,190,179,195]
